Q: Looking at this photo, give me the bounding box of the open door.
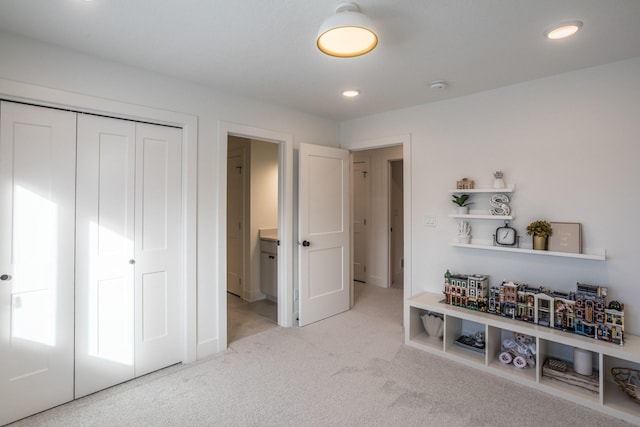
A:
[298,143,350,326]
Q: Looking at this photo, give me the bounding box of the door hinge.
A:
[364,218,367,226]
[364,265,367,273]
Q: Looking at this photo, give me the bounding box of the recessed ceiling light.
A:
[545,21,583,40]
[342,89,360,98]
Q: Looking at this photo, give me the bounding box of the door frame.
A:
[0,78,199,364]
[351,156,370,283]
[388,159,404,289]
[346,135,412,307]
[217,122,294,350]
[226,145,248,299]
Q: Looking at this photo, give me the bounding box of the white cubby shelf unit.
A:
[406,291,640,425]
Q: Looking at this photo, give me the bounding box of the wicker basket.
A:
[611,367,640,403]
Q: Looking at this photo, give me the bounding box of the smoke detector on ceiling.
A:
[430,80,448,90]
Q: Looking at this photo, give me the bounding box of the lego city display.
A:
[442,270,625,345]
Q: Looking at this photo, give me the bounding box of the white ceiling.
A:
[1,1,639,121]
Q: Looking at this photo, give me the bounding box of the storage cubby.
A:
[405,291,640,424]
[486,326,536,383]
[603,356,640,419]
[408,305,444,352]
[444,316,485,365]
[538,339,600,403]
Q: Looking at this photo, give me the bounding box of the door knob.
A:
[302,240,311,247]
[0,274,12,281]
[129,259,135,264]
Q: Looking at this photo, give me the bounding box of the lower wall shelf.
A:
[449,242,606,261]
[406,291,640,424]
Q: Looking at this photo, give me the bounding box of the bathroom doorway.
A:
[227,136,279,343]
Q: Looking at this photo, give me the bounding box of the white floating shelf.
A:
[449,184,515,194]
[449,213,514,220]
[449,242,606,261]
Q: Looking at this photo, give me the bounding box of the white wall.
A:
[0,32,339,358]
[341,57,640,334]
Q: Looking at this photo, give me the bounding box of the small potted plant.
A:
[452,194,473,214]
[526,220,552,250]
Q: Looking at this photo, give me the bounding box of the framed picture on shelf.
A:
[548,222,581,254]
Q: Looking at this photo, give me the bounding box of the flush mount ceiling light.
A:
[317,1,378,58]
[545,21,583,40]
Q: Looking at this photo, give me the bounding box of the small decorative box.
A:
[456,178,474,189]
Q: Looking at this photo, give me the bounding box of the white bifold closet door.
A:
[75,114,183,398]
[0,102,76,425]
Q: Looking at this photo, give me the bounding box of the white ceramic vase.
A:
[458,235,471,244]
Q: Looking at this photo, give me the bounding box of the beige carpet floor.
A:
[9,283,634,426]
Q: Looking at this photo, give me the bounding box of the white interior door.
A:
[75,114,136,398]
[0,102,76,425]
[227,148,245,297]
[298,143,350,326]
[352,159,369,282]
[134,123,183,376]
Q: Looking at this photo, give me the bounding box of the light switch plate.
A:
[424,215,436,227]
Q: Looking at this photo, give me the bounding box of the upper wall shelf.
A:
[449,213,514,220]
[449,184,515,194]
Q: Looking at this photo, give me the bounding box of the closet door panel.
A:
[135,123,182,376]
[75,114,136,398]
[0,102,76,425]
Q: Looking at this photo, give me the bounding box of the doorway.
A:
[226,136,279,343]
[351,145,404,290]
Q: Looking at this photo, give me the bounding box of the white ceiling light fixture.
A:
[430,80,448,90]
[317,1,378,58]
[545,21,583,40]
[341,89,361,97]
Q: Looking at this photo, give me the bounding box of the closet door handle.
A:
[302,240,311,247]
[129,259,135,265]
[0,274,11,281]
